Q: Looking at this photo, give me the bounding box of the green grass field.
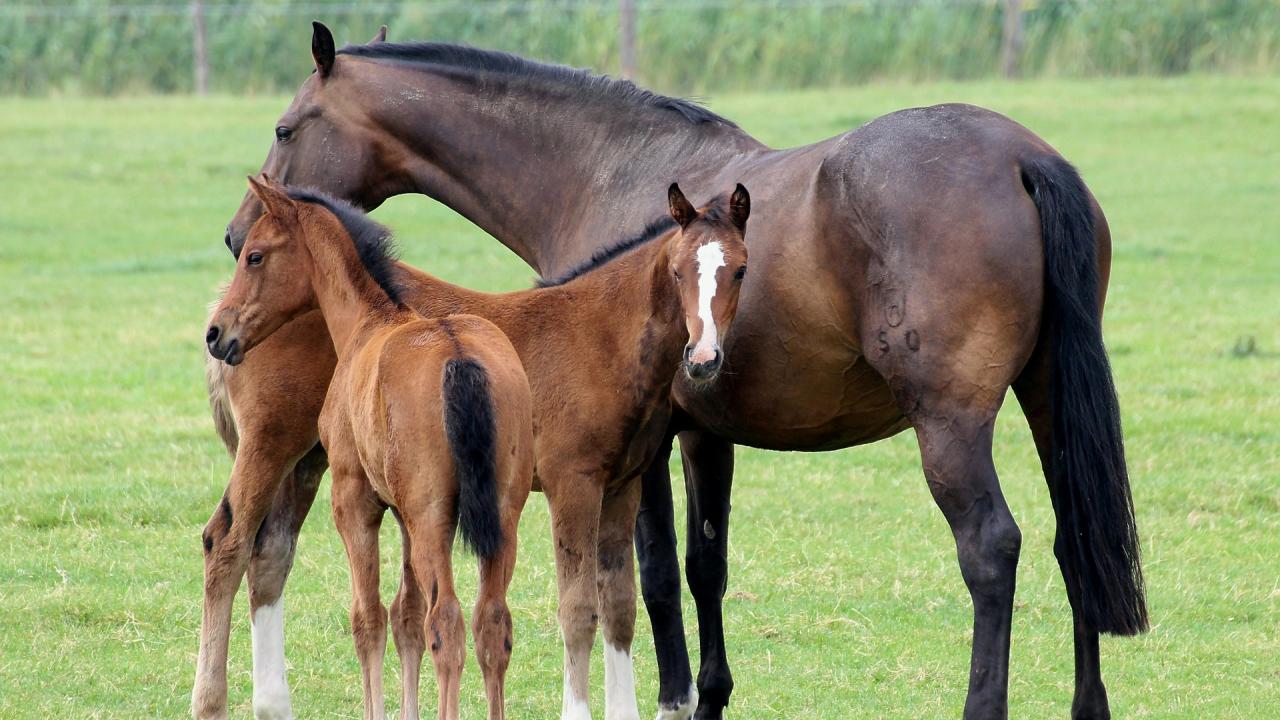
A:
[0,76,1277,718]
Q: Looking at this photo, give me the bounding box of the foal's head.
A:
[666,183,751,383]
[206,176,331,365]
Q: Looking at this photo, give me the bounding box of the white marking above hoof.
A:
[251,600,293,720]
[654,683,698,720]
[604,644,641,720]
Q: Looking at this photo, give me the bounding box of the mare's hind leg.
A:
[909,395,1021,719]
[389,510,428,720]
[597,480,643,720]
[1013,348,1110,719]
[331,463,389,720]
[677,430,735,720]
[245,444,326,720]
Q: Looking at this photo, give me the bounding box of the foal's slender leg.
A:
[473,514,519,720]
[597,480,643,720]
[195,309,334,720]
[332,467,389,720]
[405,504,465,720]
[635,428,696,719]
[545,473,605,720]
[389,510,427,720]
[1013,351,1110,720]
[245,444,327,720]
[194,439,311,720]
[911,397,1021,720]
[677,431,735,720]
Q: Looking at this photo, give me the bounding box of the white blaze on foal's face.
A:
[690,241,727,365]
[666,181,751,380]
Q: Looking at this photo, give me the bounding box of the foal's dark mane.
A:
[287,188,403,307]
[535,216,677,288]
[337,41,737,128]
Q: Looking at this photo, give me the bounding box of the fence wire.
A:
[2,0,1277,95]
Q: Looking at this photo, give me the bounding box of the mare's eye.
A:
[247,251,264,266]
[275,126,293,142]
[734,266,747,281]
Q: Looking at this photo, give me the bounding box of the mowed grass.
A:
[0,76,1277,718]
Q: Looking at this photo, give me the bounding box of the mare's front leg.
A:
[331,460,390,720]
[598,480,643,720]
[677,431,735,720]
[543,466,605,720]
[635,428,696,719]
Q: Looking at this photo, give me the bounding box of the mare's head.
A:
[207,176,324,365]
[665,183,751,384]
[225,22,393,257]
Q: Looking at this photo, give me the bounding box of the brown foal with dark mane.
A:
[207,176,535,720]
[200,177,751,719]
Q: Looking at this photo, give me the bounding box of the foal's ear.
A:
[312,21,336,78]
[369,25,388,44]
[729,183,751,230]
[668,183,697,229]
[247,174,296,220]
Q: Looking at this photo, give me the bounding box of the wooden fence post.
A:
[191,0,210,95]
[619,0,637,80]
[1001,0,1024,78]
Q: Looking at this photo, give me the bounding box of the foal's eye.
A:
[275,126,293,142]
[673,270,683,282]
[734,266,747,281]
[247,251,264,266]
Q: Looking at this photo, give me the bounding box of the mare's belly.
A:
[676,352,908,451]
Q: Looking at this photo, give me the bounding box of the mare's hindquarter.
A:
[677,103,1101,448]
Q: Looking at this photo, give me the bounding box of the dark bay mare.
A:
[198,23,1145,720]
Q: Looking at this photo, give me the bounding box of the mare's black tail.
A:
[1022,155,1148,635]
[441,358,503,560]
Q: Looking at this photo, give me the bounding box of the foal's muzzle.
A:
[683,344,723,382]
[205,324,244,366]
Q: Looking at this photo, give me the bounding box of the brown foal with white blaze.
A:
[200,178,749,720]
[206,176,534,720]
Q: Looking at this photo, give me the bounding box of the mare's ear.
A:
[312,21,336,78]
[247,174,296,220]
[370,25,387,43]
[729,183,751,230]
[668,183,697,229]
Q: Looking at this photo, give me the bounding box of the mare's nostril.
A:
[206,325,221,345]
[684,345,695,363]
[224,228,233,251]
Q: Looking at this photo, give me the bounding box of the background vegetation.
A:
[0,76,1276,717]
[2,0,1280,95]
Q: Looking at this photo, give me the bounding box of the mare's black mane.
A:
[337,41,736,128]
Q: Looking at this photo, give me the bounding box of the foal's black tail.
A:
[441,357,503,560]
[1022,155,1148,636]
